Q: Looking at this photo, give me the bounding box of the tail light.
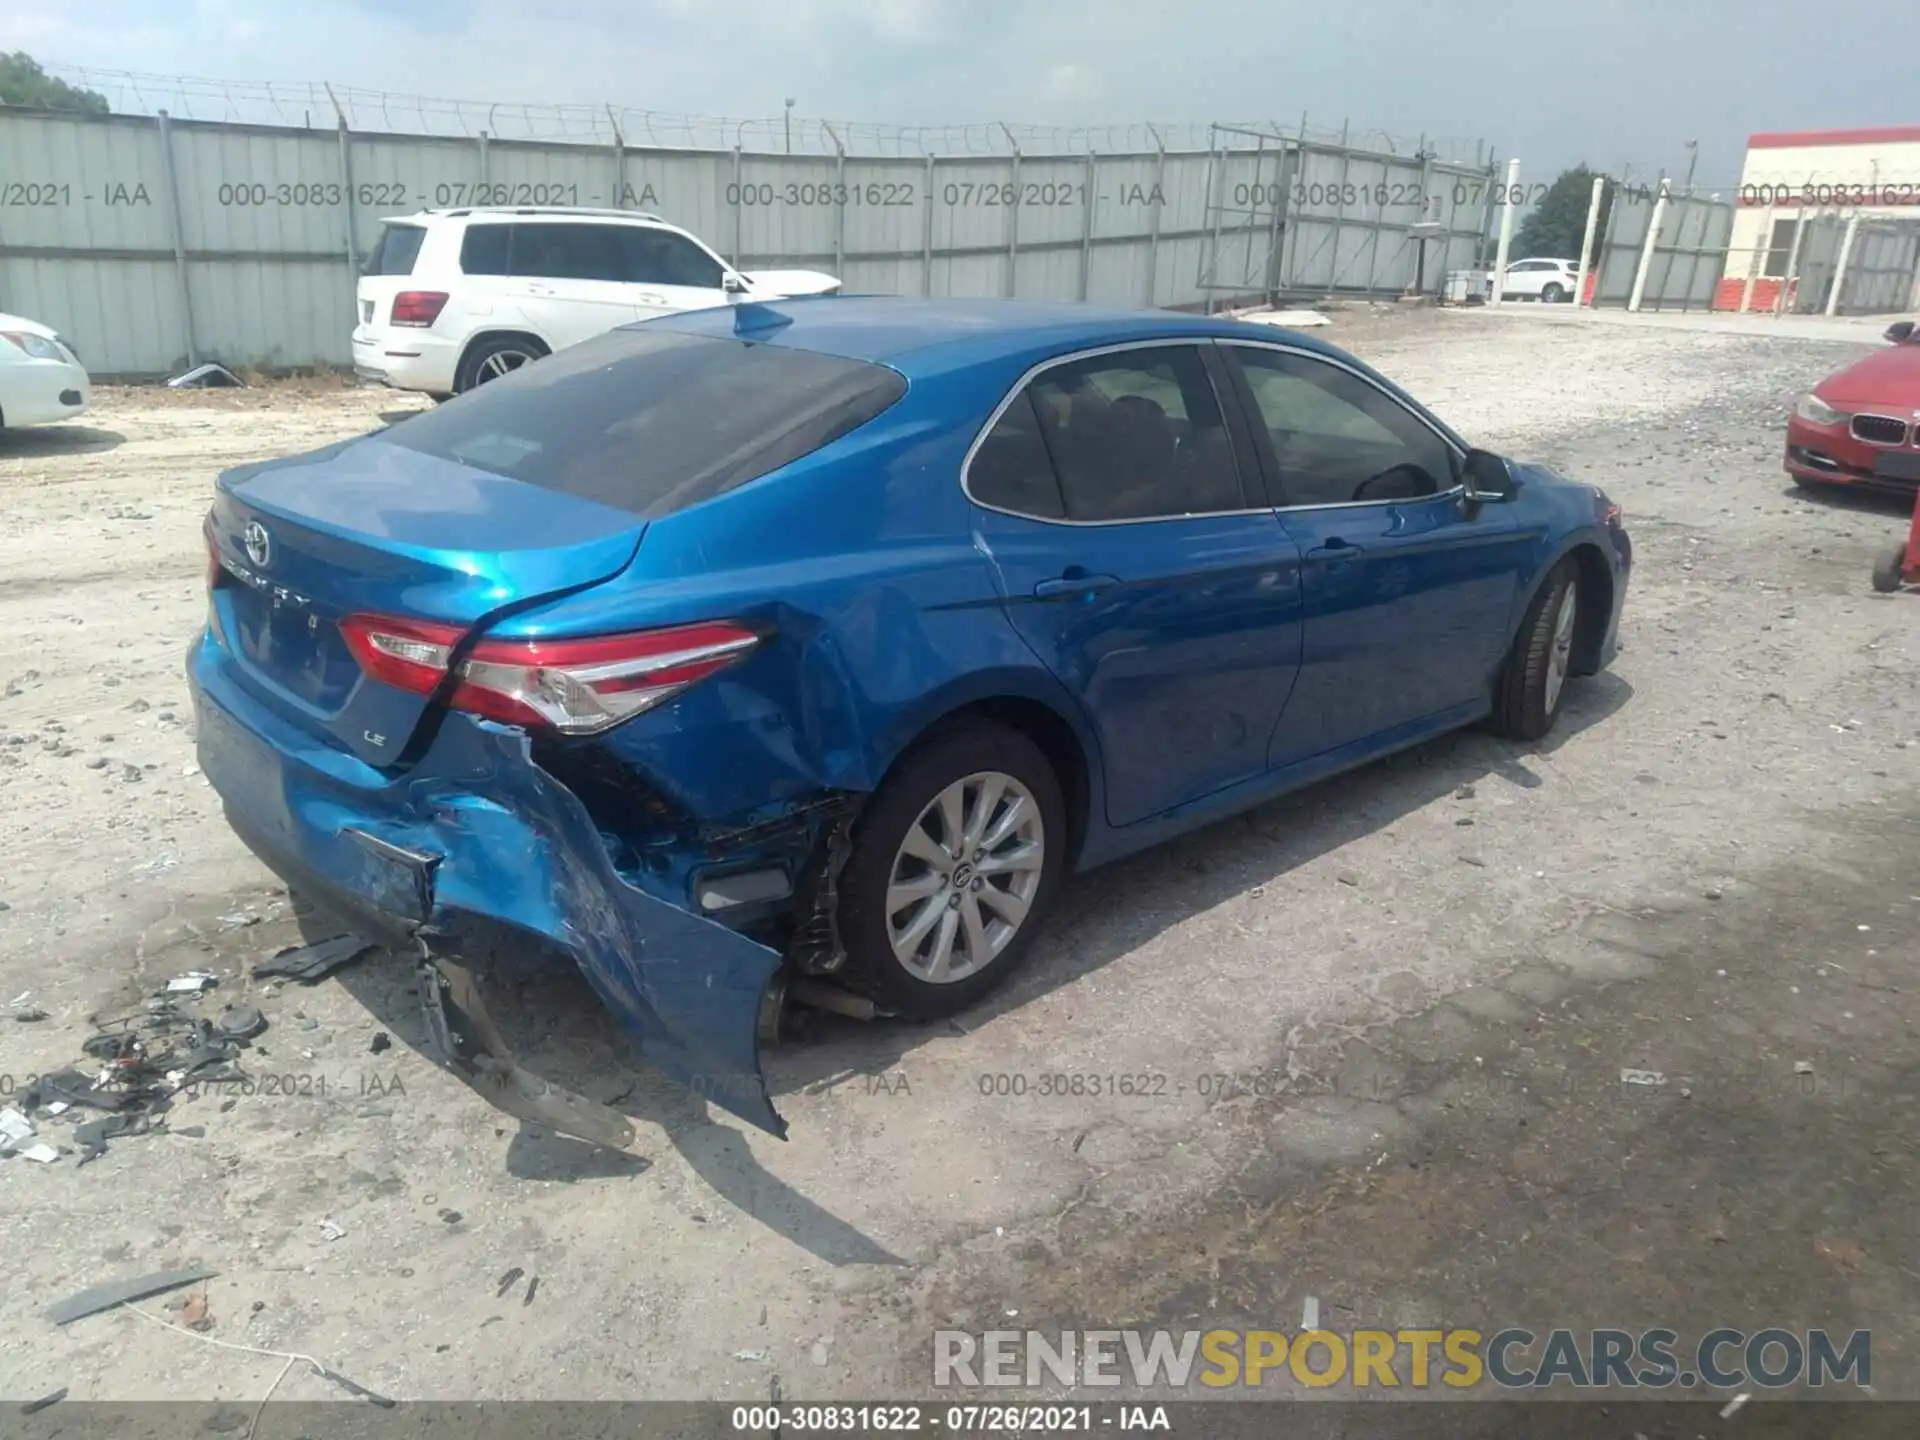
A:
[339,614,759,735]
[389,291,450,327]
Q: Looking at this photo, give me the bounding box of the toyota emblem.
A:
[243,521,272,569]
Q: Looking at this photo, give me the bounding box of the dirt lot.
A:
[1,308,1916,1412]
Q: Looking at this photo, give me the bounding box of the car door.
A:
[969,341,1306,829]
[617,227,731,320]
[1501,259,1546,298]
[1220,342,1533,766]
[502,221,644,349]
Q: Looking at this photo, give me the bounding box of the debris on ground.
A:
[253,934,376,984]
[438,1208,462,1225]
[19,1387,67,1415]
[166,362,245,389]
[1619,1069,1666,1087]
[47,1266,219,1325]
[523,1276,539,1306]
[1814,1237,1864,1270]
[179,1290,212,1331]
[733,1349,769,1362]
[164,971,217,994]
[18,1143,60,1163]
[319,1218,346,1242]
[495,1267,524,1299]
[369,1031,391,1054]
[0,1105,35,1148]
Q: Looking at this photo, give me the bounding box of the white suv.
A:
[351,208,841,397]
[1495,257,1580,303]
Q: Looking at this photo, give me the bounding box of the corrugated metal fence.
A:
[0,106,1497,378]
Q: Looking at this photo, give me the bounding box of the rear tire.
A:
[1872,543,1907,593]
[1491,558,1579,741]
[839,720,1066,1020]
[1542,282,1567,304]
[454,334,548,393]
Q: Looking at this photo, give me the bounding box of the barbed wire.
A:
[40,63,1490,162]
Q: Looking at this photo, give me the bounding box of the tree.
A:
[1512,165,1614,263]
[0,52,109,113]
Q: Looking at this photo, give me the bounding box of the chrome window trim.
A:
[959,338,1275,528]
[1218,337,1470,513]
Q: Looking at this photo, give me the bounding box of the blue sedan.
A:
[188,296,1631,1142]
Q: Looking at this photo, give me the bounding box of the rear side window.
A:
[459,223,512,275]
[508,223,628,282]
[970,392,1066,519]
[378,329,907,517]
[363,223,425,276]
[1022,345,1245,522]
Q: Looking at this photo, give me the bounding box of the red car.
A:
[1786,319,1920,495]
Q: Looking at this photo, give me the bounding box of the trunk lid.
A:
[209,434,646,767]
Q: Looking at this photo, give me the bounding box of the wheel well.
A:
[918,696,1093,867]
[1566,542,1614,676]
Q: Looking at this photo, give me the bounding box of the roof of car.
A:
[385,207,671,225]
[643,295,1350,379]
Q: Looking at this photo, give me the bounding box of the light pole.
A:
[784,97,795,155]
[1683,139,1698,196]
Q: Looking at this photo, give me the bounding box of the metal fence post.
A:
[1627,177,1668,312]
[154,110,200,369]
[1145,124,1166,307]
[324,82,358,279]
[923,154,938,296]
[1489,157,1520,304]
[731,146,743,268]
[607,106,626,207]
[1079,150,1097,301]
[1266,143,1295,302]
[478,130,490,186]
[1203,124,1227,311]
[1825,212,1861,316]
[823,122,847,279]
[1572,174,1604,308]
[1001,123,1021,298]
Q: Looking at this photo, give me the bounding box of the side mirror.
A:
[1461,448,1516,502]
[722,274,751,297]
[1885,320,1915,344]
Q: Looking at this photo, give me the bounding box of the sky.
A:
[6,0,1920,183]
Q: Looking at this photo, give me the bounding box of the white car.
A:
[1496,257,1580,303]
[351,207,842,397]
[0,311,90,429]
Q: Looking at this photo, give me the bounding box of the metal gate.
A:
[1591,185,1732,311]
[1793,217,1920,314]
[1194,122,1496,306]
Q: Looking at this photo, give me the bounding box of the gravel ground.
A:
[0,308,1915,1410]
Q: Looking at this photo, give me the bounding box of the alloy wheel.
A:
[885,770,1045,984]
[1544,584,1578,713]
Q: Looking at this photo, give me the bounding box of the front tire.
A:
[1492,558,1579,741]
[839,720,1066,1020]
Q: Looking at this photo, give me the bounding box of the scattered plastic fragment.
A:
[319,1218,346,1242]
[254,935,376,984]
[1619,1069,1666,1087]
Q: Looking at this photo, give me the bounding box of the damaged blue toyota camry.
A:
[188,296,1630,1144]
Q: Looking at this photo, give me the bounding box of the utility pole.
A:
[784,97,795,154]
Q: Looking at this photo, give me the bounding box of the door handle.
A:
[1033,572,1119,600]
[522,282,556,296]
[635,292,666,305]
[1306,537,1360,560]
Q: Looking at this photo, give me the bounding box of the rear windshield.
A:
[364,223,426,276]
[378,328,908,517]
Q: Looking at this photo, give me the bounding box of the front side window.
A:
[621,229,725,289]
[1230,347,1455,507]
[994,345,1244,523]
